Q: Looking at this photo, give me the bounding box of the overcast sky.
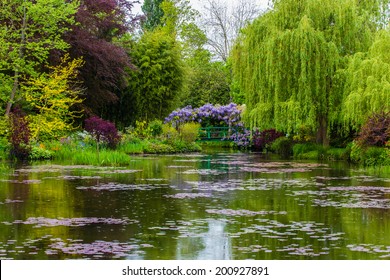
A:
[133,0,270,15]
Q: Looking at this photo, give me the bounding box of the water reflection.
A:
[176,219,231,260]
[0,152,389,260]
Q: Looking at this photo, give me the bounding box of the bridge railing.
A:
[198,127,231,141]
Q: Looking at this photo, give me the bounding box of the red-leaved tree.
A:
[63,0,139,116]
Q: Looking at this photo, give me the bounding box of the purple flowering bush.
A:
[165,103,243,128]
[165,104,287,150]
[165,103,248,148]
[164,105,196,128]
[229,129,251,149]
[85,116,121,148]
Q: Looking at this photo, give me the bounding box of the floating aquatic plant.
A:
[49,240,140,259]
[0,179,42,184]
[8,217,137,227]
[347,244,390,259]
[206,209,287,217]
[77,182,167,191]
[182,169,226,175]
[165,193,212,199]
[2,199,24,204]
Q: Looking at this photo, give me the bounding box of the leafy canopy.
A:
[342,29,390,128]
[23,55,84,141]
[232,0,389,145]
[0,0,78,114]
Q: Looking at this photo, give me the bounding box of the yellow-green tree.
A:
[232,0,389,145]
[0,0,78,116]
[23,56,84,140]
[342,29,390,129]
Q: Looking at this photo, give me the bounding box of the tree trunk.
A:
[5,73,19,116]
[316,116,329,146]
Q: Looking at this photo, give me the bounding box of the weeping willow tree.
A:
[232,0,389,145]
[342,29,390,129]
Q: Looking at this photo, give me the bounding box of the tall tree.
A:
[232,0,389,145]
[142,0,165,30]
[202,0,261,62]
[342,28,390,129]
[0,0,78,116]
[63,0,137,117]
[125,29,184,122]
[23,55,84,140]
[181,60,230,108]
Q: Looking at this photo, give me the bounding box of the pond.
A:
[0,151,389,260]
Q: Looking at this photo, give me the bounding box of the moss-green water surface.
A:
[0,152,389,259]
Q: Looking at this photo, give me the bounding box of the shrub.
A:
[148,120,163,137]
[130,121,152,139]
[0,116,9,138]
[293,143,326,159]
[350,141,390,166]
[180,122,200,143]
[293,143,317,156]
[252,129,284,151]
[121,134,142,144]
[357,111,390,147]
[161,124,179,144]
[326,148,349,160]
[29,145,53,160]
[143,141,175,154]
[84,116,121,148]
[270,137,293,158]
[229,129,251,149]
[0,138,10,160]
[350,141,363,163]
[9,107,31,160]
[292,125,315,143]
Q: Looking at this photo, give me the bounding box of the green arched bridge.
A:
[198,127,231,141]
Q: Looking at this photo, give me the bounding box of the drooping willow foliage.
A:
[232,0,390,145]
[342,29,390,129]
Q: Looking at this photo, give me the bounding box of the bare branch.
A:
[200,0,262,62]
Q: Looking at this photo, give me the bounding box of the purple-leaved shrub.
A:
[252,129,284,151]
[85,116,121,148]
[356,111,390,147]
[9,107,31,159]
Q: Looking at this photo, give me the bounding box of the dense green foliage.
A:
[342,30,390,128]
[232,0,390,145]
[126,29,184,122]
[182,60,230,108]
[0,0,78,115]
[0,0,388,167]
[142,0,165,31]
[23,56,84,141]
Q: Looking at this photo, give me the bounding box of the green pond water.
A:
[0,151,389,260]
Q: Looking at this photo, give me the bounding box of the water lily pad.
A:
[8,217,137,227]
